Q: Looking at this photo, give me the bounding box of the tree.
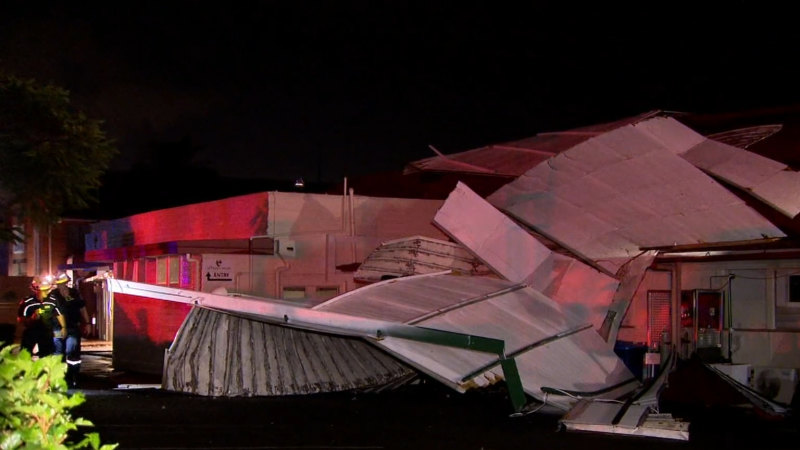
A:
[0,74,117,242]
[0,345,117,449]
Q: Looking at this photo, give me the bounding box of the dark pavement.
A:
[71,347,800,450]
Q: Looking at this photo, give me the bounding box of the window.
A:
[135,259,145,282]
[156,258,167,284]
[313,287,339,301]
[282,287,306,300]
[10,226,26,276]
[181,256,195,288]
[281,286,340,301]
[145,256,185,286]
[169,256,180,286]
[146,258,157,283]
[789,275,800,303]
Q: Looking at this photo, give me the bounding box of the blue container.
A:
[613,341,648,380]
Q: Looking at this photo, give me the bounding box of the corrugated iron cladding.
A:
[314,273,636,411]
[316,274,517,323]
[163,307,415,397]
[354,236,488,282]
[405,111,660,176]
[488,120,785,275]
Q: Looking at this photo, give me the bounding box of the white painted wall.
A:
[199,192,447,303]
[622,259,800,370]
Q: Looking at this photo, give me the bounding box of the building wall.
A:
[621,259,800,370]
[91,190,447,374]
[92,191,446,298]
[5,219,93,277]
[86,192,271,250]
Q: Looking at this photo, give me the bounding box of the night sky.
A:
[2,2,800,185]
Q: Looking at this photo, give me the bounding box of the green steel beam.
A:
[375,324,529,413]
[459,324,593,382]
[500,357,527,412]
[376,325,505,355]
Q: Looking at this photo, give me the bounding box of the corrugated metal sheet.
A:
[600,250,658,343]
[353,235,490,283]
[315,273,637,411]
[404,111,661,176]
[108,276,637,411]
[488,120,785,275]
[634,117,800,218]
[708,124,783,149]
[433,181,618,331]
[163,307,415,396]
[685,147,800,218]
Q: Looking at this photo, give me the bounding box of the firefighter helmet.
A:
[30,276,41,292]
[31,275,53,292]
[54,272,71,285]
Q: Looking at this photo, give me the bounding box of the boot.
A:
[66,364,80,388]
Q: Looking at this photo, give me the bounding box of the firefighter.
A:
[17,276,66,357]
[51,271,90,388]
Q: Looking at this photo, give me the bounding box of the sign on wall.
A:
[205,258,233,282]
[201,256,245,293]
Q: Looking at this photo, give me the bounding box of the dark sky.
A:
[2,2,799,183]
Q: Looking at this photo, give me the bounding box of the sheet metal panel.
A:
[488,121,785,275]
[631,116,706,155]
[708,124,783,149]
[682,139,800,218]
[163,307,414,396]
[601,251,658,343]
[433,182,553,282]
[315,274,519,323]
[378,326,635,411]
[407,135,580,176]
[353,236,488,283]
[316,273,636,411]
[405,112,661,177]
[110,277,635,411]
[636,117,800,217]
[434,182,618,330]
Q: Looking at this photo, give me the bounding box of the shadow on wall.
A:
[112,293,193,376]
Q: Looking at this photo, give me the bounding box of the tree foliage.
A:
[0,345,117,449]
[0,74,118,242]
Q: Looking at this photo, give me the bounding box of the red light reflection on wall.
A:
[124,192,270,245]
[114,293,192,346]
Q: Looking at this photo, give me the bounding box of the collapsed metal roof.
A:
[314,273,637,411]
[432,181,618,332]
[487,117,785,275]
[164,306,415,396]
[406,112,799,274]
[635,117,800,218]
[706,124,783,149]
[111,273,638,413]
[404,111,662,177]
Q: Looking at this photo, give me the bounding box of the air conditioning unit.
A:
[274,239,297,257]
[710,363,751,386]
[751,367,798,405]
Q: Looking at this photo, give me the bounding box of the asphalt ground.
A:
[69,350,800,450]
